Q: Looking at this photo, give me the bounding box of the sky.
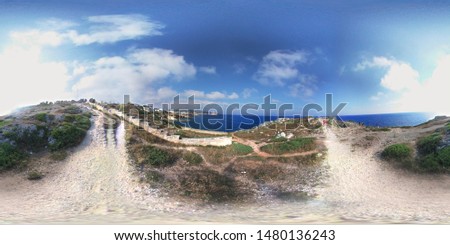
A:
[1,0,450,116]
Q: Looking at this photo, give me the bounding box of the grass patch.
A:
[50,150,68,161]
[176,169,240,202]
[366,127,391,132]
[0,143,25,170]
[183,151,203,165]
[133,145,178,167]
[260,137,315,155]
[231,142,253,155]
[27,170,43,180]
[0,119,12,128]
[381,143,413,163]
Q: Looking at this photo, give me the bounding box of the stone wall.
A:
[89,103,232,146]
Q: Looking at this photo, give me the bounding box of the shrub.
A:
[64,114,91,131]
[232,142,253,155]
[183,151,203,165]
[0,119,12,128]
[437,146,450,168]
[34,113,47,122]
[381,143,413,162]
[418,154,441,172]
[3,125,48,152]
[0,143,24,170]
[141,146,177,167]
[50,150,68,161]
[260,137,315,155]
[27,170,43,180]
[64,105,82,114]
[49,123,86,151]
[417,133,442,155]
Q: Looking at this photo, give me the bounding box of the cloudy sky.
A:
[1,0,450,115]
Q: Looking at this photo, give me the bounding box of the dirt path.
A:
[0,111,193,223]
[232,135,320,158]
[318,126,450,223]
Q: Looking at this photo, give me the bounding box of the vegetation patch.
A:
[34,113,48,122]
[0,119,12,128]
[182,151,203,165]
[417,133,442,155]
[50,150,68,161]
[381,143,413,163]
[134,145,178,167]
[176,169,240,202]
[260,137,315,155]
[49,123,87,151]
[366,127,391,132]
[0,143,25,170]
[231,142,253,155]
[27,170,43,180]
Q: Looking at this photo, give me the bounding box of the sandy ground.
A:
[319,126,450,223]
[0,112,449,224]
[0,111,197,224]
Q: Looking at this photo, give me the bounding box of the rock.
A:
[286,133,294,139]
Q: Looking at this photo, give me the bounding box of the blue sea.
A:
[176,112,436,132]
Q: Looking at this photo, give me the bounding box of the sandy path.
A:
[0,111,190,223]
[319,127,450,223]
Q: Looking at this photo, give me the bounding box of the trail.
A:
[232,135,320,158]
[318,127,450,223]
[0,111,191,223]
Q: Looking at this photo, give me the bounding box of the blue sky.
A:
[1,0,450,115]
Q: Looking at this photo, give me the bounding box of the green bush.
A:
[0,143,24,170]
[64,114,91,131]
[3,126,48,151]
[141,146,177,167]
[0,120,12,128]
[418,154,441,172]
[260,137,315,155]
[183,151,203,165]
[381,143,413,162]
[34,113,47,122]
[50,123,86,151]
[437,146,450,168]
[232,142,253,155]
[417,133,442,155]
[27,170,43,180]
[64,105,82,114]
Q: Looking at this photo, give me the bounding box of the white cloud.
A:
[183,90,238,100]
[0,45,70,115]
[227,92,239,99]
[199,66,216,74]
[11,30,65,47]
[242,88,257,98]
[358,55,450,114]
[72,48,196,104]
[289,74,318,98]
[253,50,309,86]
[233,63,246,74]
[370,92,385,101]
[355,56,420,92]
[10,14,163,47]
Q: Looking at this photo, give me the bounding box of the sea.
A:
[176,112,436,132]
